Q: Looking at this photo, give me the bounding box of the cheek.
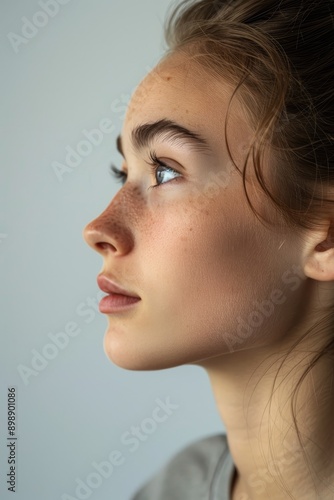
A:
[143,193,264,293]
[139,194,299,356]
[144,197,247,296]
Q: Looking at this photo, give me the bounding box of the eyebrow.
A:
[116,119,213,157]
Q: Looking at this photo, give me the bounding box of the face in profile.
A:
[83,50,308,371]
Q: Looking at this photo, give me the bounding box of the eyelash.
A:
[109,150,181,189]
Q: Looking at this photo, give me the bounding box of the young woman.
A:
[83,0,334,498]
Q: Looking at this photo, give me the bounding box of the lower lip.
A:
[99,293,141,313]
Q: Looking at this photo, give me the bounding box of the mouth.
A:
[97,274,141,314]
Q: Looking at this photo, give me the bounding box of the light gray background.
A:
[0,1,226,499]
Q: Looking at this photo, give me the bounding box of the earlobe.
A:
[303,220,334,281]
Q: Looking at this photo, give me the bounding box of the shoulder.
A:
[131,433,231,500]
[166,432,229,469]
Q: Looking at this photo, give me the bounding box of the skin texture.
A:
[83,50,334,499]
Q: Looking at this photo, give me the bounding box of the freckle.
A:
[189,227,193,231]
[166,76,171,81]
[186,109,189,114]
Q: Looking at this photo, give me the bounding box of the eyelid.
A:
[119,139,186,172]
[146,150,185,175]
[145,150,180,172]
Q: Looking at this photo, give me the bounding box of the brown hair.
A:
[162,0,334,496]
[163,0,334,231]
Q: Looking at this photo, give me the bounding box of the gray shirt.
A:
[131,433,236,500]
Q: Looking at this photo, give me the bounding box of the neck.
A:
[201,340,334,499]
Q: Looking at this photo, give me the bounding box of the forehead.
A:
[123,51,239,141]
[120,51,255,172]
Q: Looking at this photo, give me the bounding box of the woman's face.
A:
[83,50,307,370]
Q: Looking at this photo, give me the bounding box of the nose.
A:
[82,194,135,257]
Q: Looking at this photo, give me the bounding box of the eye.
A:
[152,164,180,185]
[108,150,183,189]
[109,164,127,186]
[146,150,182,189]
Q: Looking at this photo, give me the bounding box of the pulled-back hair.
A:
[162,1,334,497]
[163,0,334,232]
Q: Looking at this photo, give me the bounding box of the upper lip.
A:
[97,274,140,298]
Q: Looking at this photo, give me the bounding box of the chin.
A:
[102,331,201,372]
[102,333,166,371]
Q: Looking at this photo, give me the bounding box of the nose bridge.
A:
[82,184,143,254]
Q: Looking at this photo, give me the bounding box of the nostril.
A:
[96,241,117,251]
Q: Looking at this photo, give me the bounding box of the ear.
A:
[303,220,334,281]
